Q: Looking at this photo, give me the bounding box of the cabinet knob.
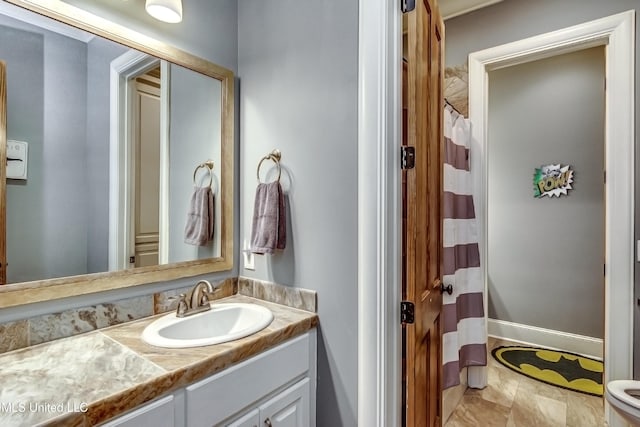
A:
[264,418,272,427]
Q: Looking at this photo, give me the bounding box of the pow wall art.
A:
[533,164,574,198]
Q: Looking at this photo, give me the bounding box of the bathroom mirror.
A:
[0,0,234,308]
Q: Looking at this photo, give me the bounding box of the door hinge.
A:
[129,256,136,264]
[401,301,415,324]
[604,170,606,184]
[401,0,415,13]
[401,146,415,170]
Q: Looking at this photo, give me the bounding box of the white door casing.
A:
[468,11,635,427]
[357,0,402,426]
[109,51,169,270]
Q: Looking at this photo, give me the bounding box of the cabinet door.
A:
[186,333,310,427]
[259,379,309,427]
[101,395,174,427]
[225,408,259,427]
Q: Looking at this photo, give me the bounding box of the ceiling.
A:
[439,0,503,20]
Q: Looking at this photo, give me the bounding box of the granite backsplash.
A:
[0,276,316,355]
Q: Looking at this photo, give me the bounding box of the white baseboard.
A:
[488,319,603,360]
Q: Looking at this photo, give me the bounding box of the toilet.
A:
[606,380,640,426]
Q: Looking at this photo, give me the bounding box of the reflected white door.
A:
[131,70,161,268]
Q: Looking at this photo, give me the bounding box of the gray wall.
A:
[40,25,89,280]
[86,37,128,273]
[2,24,45,282]
[487,47,605,338]
[238,1,359,425]
[2,15,128,281]
[2,19,90,282]
[168,64,222,262]
[444,0,640,376]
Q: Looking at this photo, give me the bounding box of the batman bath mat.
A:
[492,346,603,396]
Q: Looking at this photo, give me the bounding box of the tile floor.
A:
[444,337,605,427]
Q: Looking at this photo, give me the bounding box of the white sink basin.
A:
[142,303,274,348]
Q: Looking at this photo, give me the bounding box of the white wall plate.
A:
[7,140,28,180]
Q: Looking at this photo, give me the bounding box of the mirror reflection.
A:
[1,2,225,285]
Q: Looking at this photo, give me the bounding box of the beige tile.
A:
[445,394,511,427]
[517,374,569,403]
[566,392,604,427]
[0,320,29,354]
[510,383,567,427]
[238,277,317,312]
[237,276,254,296]
[443,369,467,423]
[451,337,604,427]
[29,296,153,345]
[466,361,520,408]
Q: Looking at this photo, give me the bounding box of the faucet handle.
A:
[199,292,210,306]
[176,293,188,317]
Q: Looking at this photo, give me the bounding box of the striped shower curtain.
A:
[442,106,487,389]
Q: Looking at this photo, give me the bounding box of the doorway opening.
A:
[108,51,170,271]
[486,46,605,360]
[469,11,634,426]
[130,66,162,268]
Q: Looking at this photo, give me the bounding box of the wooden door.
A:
[131,70,161,268]
[0,61,6,285]
[402,0,444,426]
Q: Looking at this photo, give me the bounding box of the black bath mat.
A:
[492,346,603,396]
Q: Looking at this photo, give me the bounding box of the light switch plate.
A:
[243,240,255,271]
[7,140,28,180]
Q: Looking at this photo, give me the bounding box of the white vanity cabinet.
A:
[187,331,316,427]
[101,330,316,427]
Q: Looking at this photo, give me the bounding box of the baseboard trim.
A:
[488,319,603,360]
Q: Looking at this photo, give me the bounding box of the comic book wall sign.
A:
[533,164,574,198]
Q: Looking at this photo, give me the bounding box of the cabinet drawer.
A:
[186,333,310,427]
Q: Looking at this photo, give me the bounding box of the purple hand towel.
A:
[250,181,286,254]
[184,186,214,246]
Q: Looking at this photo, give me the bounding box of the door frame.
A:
[109,51,170,270]
[468,11,635,427]
[357,0,402,426]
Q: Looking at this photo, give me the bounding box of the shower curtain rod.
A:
[444,98,462,116]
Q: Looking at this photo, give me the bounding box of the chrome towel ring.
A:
[193,160,214,187]
[256,149,282,183]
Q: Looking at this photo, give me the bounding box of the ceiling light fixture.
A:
[145,0,182,23]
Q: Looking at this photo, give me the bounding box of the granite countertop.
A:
[0,295,318,427]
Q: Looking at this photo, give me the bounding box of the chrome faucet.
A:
[176,280,217,317]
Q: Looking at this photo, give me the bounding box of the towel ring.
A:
[193,160,214,187]
[256,149,282,183]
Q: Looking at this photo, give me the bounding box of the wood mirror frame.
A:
[0,0,234,308]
